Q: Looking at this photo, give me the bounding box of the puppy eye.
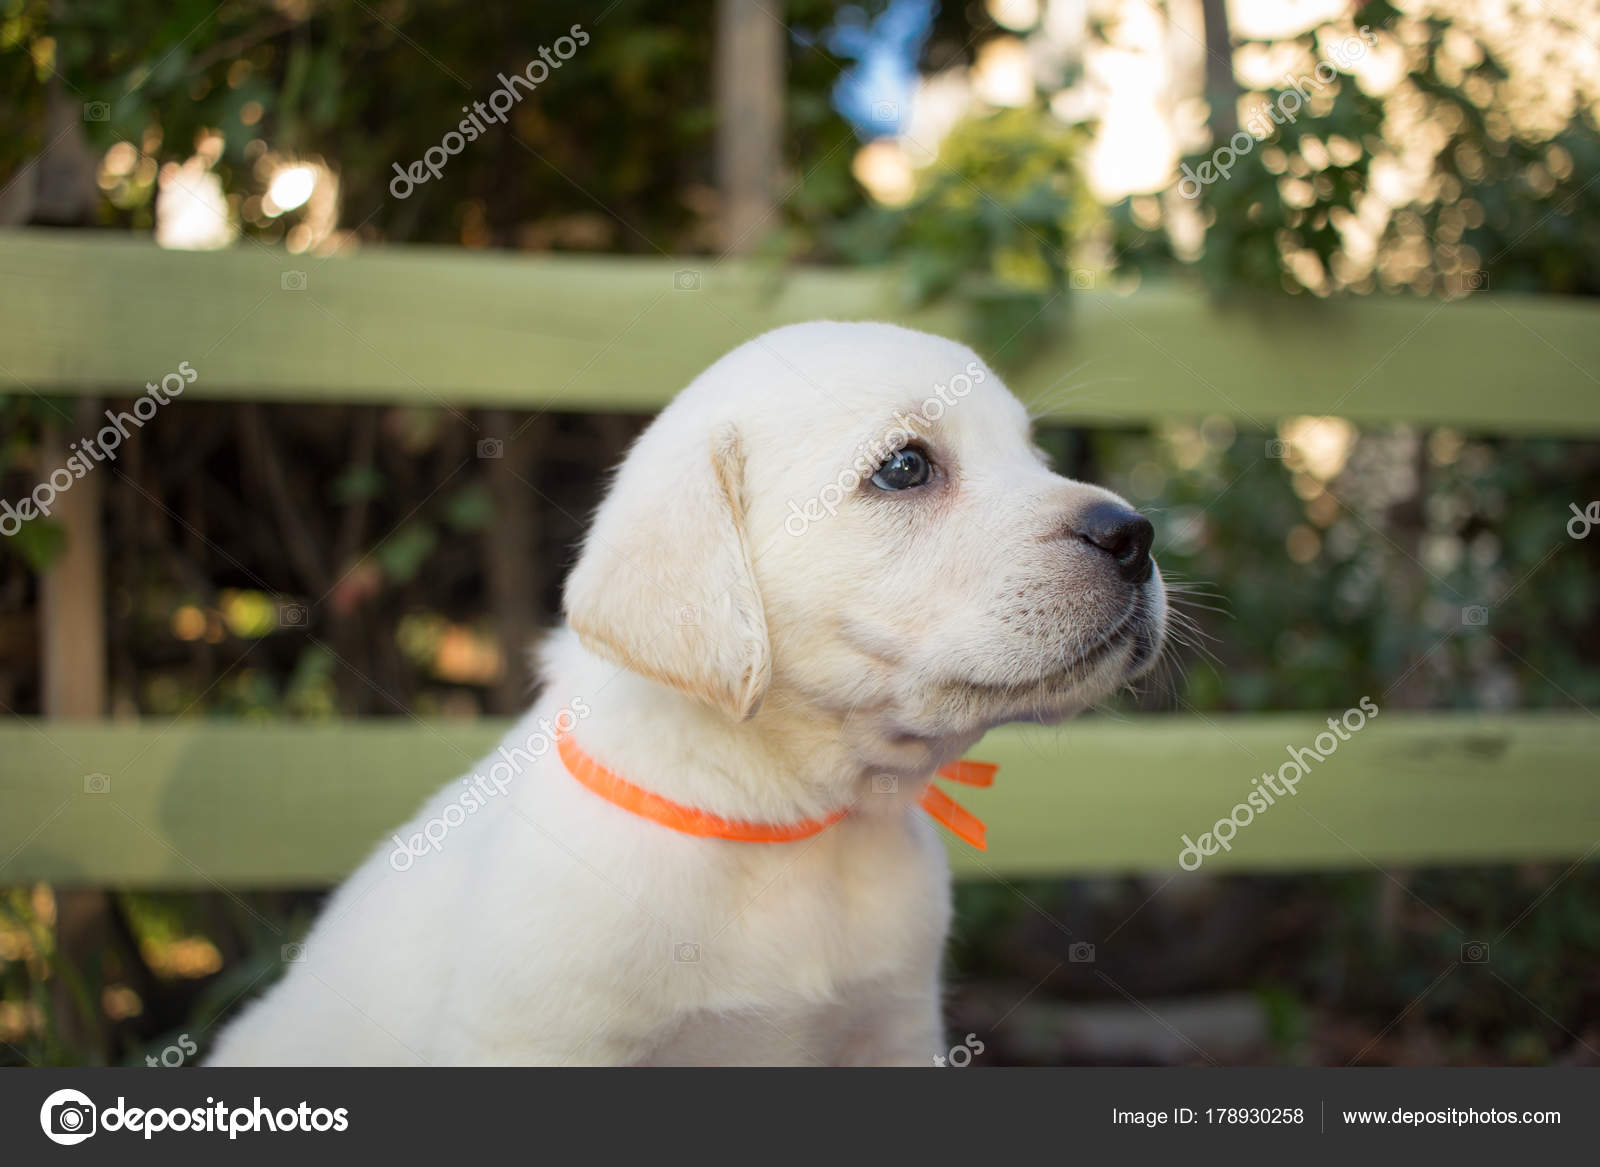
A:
[870,446,933,491]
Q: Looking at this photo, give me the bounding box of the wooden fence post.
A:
[41,397,112,1064]
[41,399,107,719]
[715,0,786,255]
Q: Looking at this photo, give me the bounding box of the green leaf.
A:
[373,522,437,584]
[5,517,67,572]
[331,465,384,505]
[444,483,494,532]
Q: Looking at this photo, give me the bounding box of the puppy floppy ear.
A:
[564,422,771,720]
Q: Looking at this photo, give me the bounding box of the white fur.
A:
[208,321,1166,1066]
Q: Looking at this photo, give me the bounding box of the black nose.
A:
[1077,502,1154,583]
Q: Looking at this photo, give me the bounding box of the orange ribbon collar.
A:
[555,732,995,850]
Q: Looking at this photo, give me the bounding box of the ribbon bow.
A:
[919,759,998,851]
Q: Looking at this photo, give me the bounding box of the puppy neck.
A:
[538,627,979,828]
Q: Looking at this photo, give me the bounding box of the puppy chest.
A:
[698,818,952,995]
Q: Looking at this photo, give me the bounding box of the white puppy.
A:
[208,321,1166,1066]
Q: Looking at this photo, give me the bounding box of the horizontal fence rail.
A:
[1,713,1595,886]
[2,230,1599,433]
[1,230,1597,891]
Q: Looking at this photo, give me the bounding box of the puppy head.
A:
[563,321,1167,737]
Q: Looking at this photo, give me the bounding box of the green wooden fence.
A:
[1,229,1597,886]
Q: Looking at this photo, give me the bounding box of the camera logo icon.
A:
[1068,941,1096,963]
[1461,605,1490,627]
[673,269,701,291]
[476,438,504,459]
[40,1088,97,1145]
[83,772,111,795]
[278,602,308,628]
[1463,270,1488,291]
[281,270,308,292]
[1460,941,1490,964]
[1265,439,1290,459]
[673,942,701,964]
[1069,269,1095,290]
[871,774,898,794]
[281,942,307,963]
[872,100,899,122]
[82,102,110,122]
[676,605,700,626]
